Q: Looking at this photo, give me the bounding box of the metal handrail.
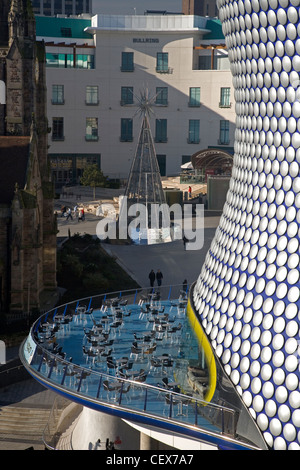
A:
[28,347,238,447]
[28,344,235,415]
[0,364,25,375]
[37,347,233,416]
[20,285,253,448]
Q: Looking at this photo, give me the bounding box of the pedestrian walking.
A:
[66,207,73,220]
[182,279,188,292]
[156,269,163,287]
[188,186,192,199]
[149,269,155,288]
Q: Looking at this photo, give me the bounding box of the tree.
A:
[80,164,108,199]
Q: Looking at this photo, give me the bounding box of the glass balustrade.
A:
[20,285,251,447]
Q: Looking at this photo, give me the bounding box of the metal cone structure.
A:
[124,112,166,212]
[121,91,169,244]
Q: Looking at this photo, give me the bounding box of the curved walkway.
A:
[20,286,259,450]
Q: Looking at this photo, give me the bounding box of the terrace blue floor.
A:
[20,286,259,450]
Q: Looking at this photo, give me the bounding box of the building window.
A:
[0,80,5,105]
[220,87,231,107]
[156,53,169,73]
[156,155,166,176]
[46,53,60,68]
[46,53,94,69]
[76,54,94,69]
[42,0,51,15]
[120,118,133,141]
[155,119,167,142]
[155,87,168,106]
[50,154,100,185]
[219,120,230,145]
[46,53,73,68]
[198,52,230,71]
[50,155,73,183]
[65,0,73,15]
[76,154,100,180]
[198,55,211,70]
[52,117,64,141]
[61,27,72,38]
[188,120,200,144]
[215,53,230,71]
[54,0,63,14]
[52,85,64,104]
[86,118,98,141]
[86,86,99,105]
[121,87,134,105]
[121,52,134,72]
[76,0,84,14]
[189,87,201,107]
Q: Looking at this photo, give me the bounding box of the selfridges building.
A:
[191,0,300,450]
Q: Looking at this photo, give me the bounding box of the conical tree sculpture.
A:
[124,90,166,210]
[121,89,167,243]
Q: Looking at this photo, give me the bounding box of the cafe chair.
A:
[164,393,189,417]
[150,357,162,375]
[103,379,122,401]
[130,344,142,360]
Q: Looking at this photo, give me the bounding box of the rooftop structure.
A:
[87,13,209,32]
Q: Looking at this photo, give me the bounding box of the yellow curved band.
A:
[186,299,217,403]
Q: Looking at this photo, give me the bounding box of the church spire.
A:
[8,0,35,45]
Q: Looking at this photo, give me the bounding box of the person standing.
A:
[78,208,85,222]
[149,269,155,288]
[61,205,66,217]
[156,269,163,287]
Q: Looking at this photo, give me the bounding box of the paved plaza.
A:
[55,196,220,289]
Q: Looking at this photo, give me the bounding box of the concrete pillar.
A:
[140,432,159,450]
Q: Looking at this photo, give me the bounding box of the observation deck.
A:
[20,285,263,450]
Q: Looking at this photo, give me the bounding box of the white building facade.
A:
[36,14,235,186]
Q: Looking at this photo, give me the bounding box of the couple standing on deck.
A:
[149,269,163,288]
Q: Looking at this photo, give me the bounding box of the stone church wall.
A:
[0,0,57,313]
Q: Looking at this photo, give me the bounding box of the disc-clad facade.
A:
[191,0,300,450]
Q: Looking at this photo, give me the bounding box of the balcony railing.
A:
[20,285,258,450]
[156,67,173,74]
